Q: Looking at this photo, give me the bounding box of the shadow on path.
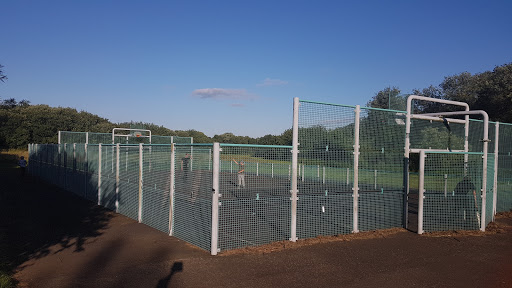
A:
[0,166,112,283]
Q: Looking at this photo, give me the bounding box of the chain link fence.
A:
[26,97,512,254]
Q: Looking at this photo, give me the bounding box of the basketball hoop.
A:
[134,132,142,138]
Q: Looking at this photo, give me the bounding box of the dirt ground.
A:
[2,165,512,288]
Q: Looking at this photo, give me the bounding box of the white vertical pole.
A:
[353,105,360,233]
[169,143,176,236]
[98,144,102,206]
[374,169,377,189]
[116,143,120,213]
[211,143,221,255]
[86,132,89,145]
[209,148,212,170]
[317,165,320,179]
[73,143,76,172]
[418,150,425,234]
[85,143,88,199]
[58,131,61,145]
[493,122,499,220]
[138,143,143,223]
[481,116,489,232]
[323,167,326,184]
[290,97,299,242]
[257,162,259,176]
[301,164,304,182]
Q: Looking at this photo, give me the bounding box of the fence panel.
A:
[142,145,172,233]
[117,145,141,221]
[297,100,355,237]
[172,144,213,251]
[358,107,405,231]
[217,145,292,251]
[422,153,483,232]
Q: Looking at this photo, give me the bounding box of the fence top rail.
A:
[360,106,406,114]
[220,143,293,149]
[174,143,213,147]
[299,99,356,109]
[423,150,484,155]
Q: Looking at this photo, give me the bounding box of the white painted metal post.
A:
[271,163,274,178]
[374,169,377,190]
[85,143,88,199]
[98,144,102,206]
[290,97,300,242]
[418,150,425,234]
[86,132,89,145]
[138,143,143,223]
[353,105,360,233]
[115,143,120,213]
[257,162,259,176]
[493,122,499,220]
[58,131,61,145]
[169,143,176,236]
[211,143,221,255]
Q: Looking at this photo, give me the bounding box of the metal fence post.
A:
[418,150,425,235]
[211,142,221,255]
[493,122,499,220]
[290,97,299,242]
[353,105,360,233]
[138,143,143,223]
[169,143,175,236]
[98,144,102,206]
[85,143,88,199]
[116,143,120,213]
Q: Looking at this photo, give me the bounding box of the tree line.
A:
[1,62,510,150]
[0,98,292,149]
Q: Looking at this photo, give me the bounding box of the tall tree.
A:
[366,87,406,110]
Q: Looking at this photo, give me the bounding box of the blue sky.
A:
[1,0,511,137]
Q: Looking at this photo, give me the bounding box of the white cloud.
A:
[192,88,256,100]
[257,78,288,87]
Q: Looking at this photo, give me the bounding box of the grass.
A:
[0,149,28,169]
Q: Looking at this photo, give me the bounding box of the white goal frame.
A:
[405,95,490,233]
[112,128,152,144]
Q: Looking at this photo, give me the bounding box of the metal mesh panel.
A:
[359,107,405,231]
[422,153,483,232]
[100,145,117,210]
[142,145,172,233]
[86,145,99,203]
[117,145,140,221]
[88,132,112,144]
[497,123,512,212]
[173,136,193,144]
[173,144,212,251]
[218,145,292,250]
[60,131,87,144]
[298,100,355,237]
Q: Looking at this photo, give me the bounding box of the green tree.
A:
[366,87,405,110]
